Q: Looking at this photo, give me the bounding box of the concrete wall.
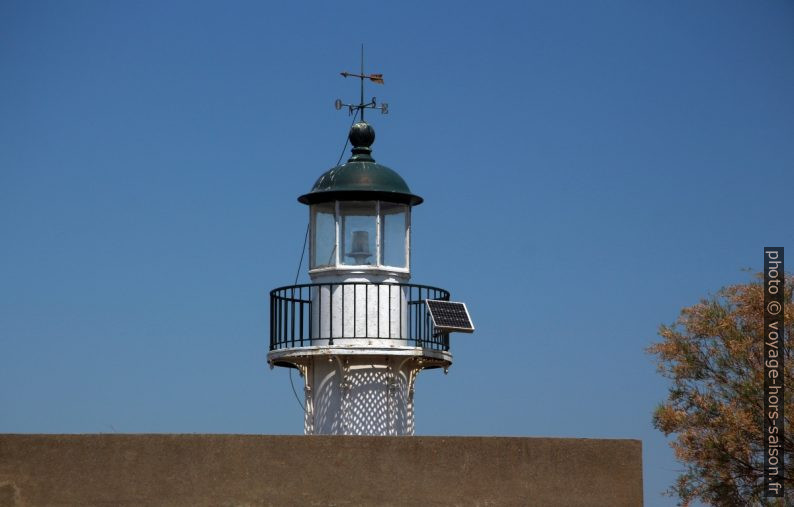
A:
[0,434,642,506]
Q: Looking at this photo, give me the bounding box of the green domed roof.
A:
[298,122,423,206]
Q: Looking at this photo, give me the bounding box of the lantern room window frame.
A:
[309,200,411,274]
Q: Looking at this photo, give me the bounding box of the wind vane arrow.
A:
[340,71,385,84]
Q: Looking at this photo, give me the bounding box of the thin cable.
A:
[288,369,306,412]
[294,223,309,285]
[336,108,359,166]
[286,109,361,415]
[292,108,358,287]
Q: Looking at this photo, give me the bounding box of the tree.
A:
[648,273,793,506]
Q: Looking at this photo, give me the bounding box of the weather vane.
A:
[334,45,388,121]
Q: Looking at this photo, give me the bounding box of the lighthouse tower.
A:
[268,62,473,435]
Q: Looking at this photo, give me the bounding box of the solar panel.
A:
[425,300,474,333]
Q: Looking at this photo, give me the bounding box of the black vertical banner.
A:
[764,247,785,497]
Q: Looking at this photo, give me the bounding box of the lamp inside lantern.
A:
[345,230,372,264]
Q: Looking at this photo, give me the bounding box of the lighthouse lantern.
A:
[309,199,409,272]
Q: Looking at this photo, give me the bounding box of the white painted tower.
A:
[268,63,472,435]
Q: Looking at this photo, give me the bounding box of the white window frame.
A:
[309,202,338,270]
[308,200,411,275]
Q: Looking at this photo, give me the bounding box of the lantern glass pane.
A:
[380,203,408,268]
[340,201,377,266]
[311,202,336,268]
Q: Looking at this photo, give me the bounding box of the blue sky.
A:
[1,1,792,505]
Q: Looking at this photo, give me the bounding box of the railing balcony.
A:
[269,282,451,352]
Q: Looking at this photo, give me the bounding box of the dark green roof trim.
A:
[298,121,423,206]
[298,161,423,206]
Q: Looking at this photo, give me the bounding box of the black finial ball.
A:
[349,122,375,148]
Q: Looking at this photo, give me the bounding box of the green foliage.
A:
[648,274,793,506]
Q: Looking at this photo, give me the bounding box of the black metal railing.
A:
[269,282,450,352]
